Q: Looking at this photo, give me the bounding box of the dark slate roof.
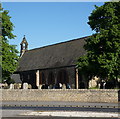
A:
[17,36,88,72]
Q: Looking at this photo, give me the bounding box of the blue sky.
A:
[2,2,104,52]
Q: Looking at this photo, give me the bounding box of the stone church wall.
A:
[38,66,76,89]
[1,89,119,103]
[19,66,76,89]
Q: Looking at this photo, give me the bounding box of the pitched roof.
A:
[17,36,88,72]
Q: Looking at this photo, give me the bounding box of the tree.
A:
[0,4,19,83]
[77,2,120,88]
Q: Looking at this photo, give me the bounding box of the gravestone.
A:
[103,82,106,89]
[59,83,62,89]
[71,84,75,89]
[28,84,32,89]
[49,85,53,89]
[62,84,66,89]
[9,84,14,89]
[14,83,17,89]
[14,83,21,89]
[3,83,9,89]
[89,79,97,88]
[18,83,22,89]
[66,84,71,89]
[98,83,101,89]
[38,84,42,89]
[23,83,28,89]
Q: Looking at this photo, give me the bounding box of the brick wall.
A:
[1,89,119,103]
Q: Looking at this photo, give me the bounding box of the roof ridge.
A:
[27,36,89,52]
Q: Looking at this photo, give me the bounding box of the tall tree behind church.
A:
[0,3,19,83]
[77,2,120,87]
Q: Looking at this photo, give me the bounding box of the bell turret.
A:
[20,35,28,57]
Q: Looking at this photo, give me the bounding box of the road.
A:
[1,117,119,119]
[1,101,119,118]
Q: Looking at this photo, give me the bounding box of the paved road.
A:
[1,117,119,119]
[1,101,119,118]
[1,105,119,117]
[2,106,119,113]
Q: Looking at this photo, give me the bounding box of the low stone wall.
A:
[1,89,119,103]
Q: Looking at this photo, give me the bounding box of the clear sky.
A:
[2,2,104,52]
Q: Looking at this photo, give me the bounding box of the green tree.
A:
[0,3,19,83]
[77,2,120,88]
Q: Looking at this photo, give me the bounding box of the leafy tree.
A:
[0,3,19,83]
[77,2,120,88]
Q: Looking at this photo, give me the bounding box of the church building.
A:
[15,36,88,89]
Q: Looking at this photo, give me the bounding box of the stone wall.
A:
[1,89,119,103]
